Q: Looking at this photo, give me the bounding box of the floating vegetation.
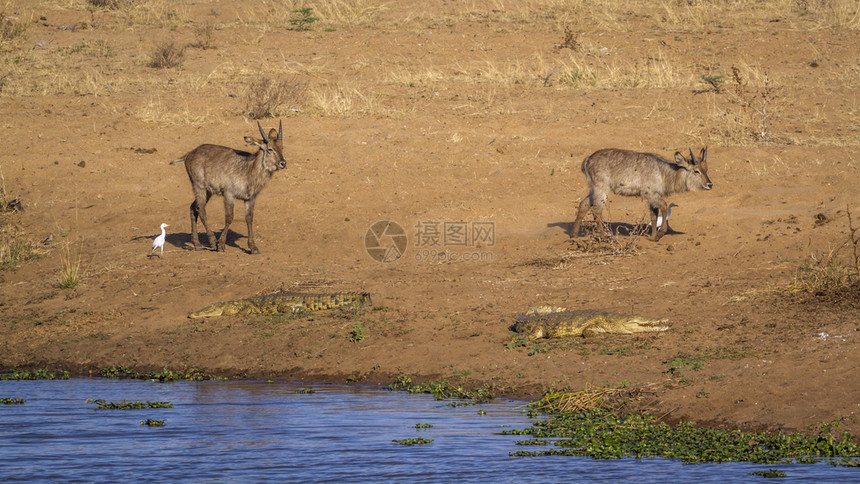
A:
[414,423,433,429]
[505,409,860,464]
[388,376,495,403]
[0,368,70,380]
[749,469,786,478]
[88,399,174,409]
[141,419,166,427]
[294,388,316,394]
[98,366,227,382]
[393,437,434,446]
[2,397,24,404]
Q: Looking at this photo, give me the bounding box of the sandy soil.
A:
[1,1,859,437]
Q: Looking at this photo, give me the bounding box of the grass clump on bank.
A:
[0,368,70,380]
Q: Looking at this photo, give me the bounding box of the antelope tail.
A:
[169,156,186,165]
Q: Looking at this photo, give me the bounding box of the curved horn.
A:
[257,121,270,143]
[689,148,697,165]
[278,120,283,140]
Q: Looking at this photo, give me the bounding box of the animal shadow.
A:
[131,230,250,254]
[547,221,683,238]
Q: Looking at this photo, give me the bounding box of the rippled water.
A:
[0,379,855,482]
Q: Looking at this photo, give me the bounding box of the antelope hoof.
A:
[249,246,260,255]
[216,242,226,252]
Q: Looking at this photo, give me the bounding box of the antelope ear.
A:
[245,136,264,148]
[674,151,690,168]
[267,128,278,141]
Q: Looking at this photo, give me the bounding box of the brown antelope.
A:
[570,147,712,242]
[170,121,287,254]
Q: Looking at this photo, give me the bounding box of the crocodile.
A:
[188,292,372,318]
[512,306,668,340]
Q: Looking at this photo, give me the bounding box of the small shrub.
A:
[786,207,860,304]
[506,334,528,350]
[555,25,580,51]
[700,74,723,93]
[289,7,318,31]
[349,322,364,342]
[190,20,215,49]
[148,41,185,69]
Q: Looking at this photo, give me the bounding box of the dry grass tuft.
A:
[148,41,185,69]
[308,82,381,117]
[0,213,45,271]
[58,240,83,289]
[86,0,124,9]
[243,76,308,119]
[0,10,27,44]
[525,383,656,413]
[562,221,645,263]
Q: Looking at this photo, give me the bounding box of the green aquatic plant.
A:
[294,388,316,394]
[505,408,860,464]
[88,399,174,409]
[388,375,495,403]
[393,437,433,446]
[98,366,227,382]
[141,419,166,427]
[749,469,786,478]
[0,369,70,380]
[414,423,433,429]
[2,397,25,404]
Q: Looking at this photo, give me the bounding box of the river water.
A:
[0,378,855,482]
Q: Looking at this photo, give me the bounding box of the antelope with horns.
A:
[170,121,287,254]
[570,147,712,242]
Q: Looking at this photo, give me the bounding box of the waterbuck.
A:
[170,121,287,254]
[570,147,712,242]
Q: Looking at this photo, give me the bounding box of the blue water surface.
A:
[0,378,856,483]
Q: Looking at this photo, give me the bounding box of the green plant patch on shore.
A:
[505,409,859,465]
[98,366,227,382]
[0,369,70,380]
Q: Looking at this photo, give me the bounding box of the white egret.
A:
[151,223,169,257]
